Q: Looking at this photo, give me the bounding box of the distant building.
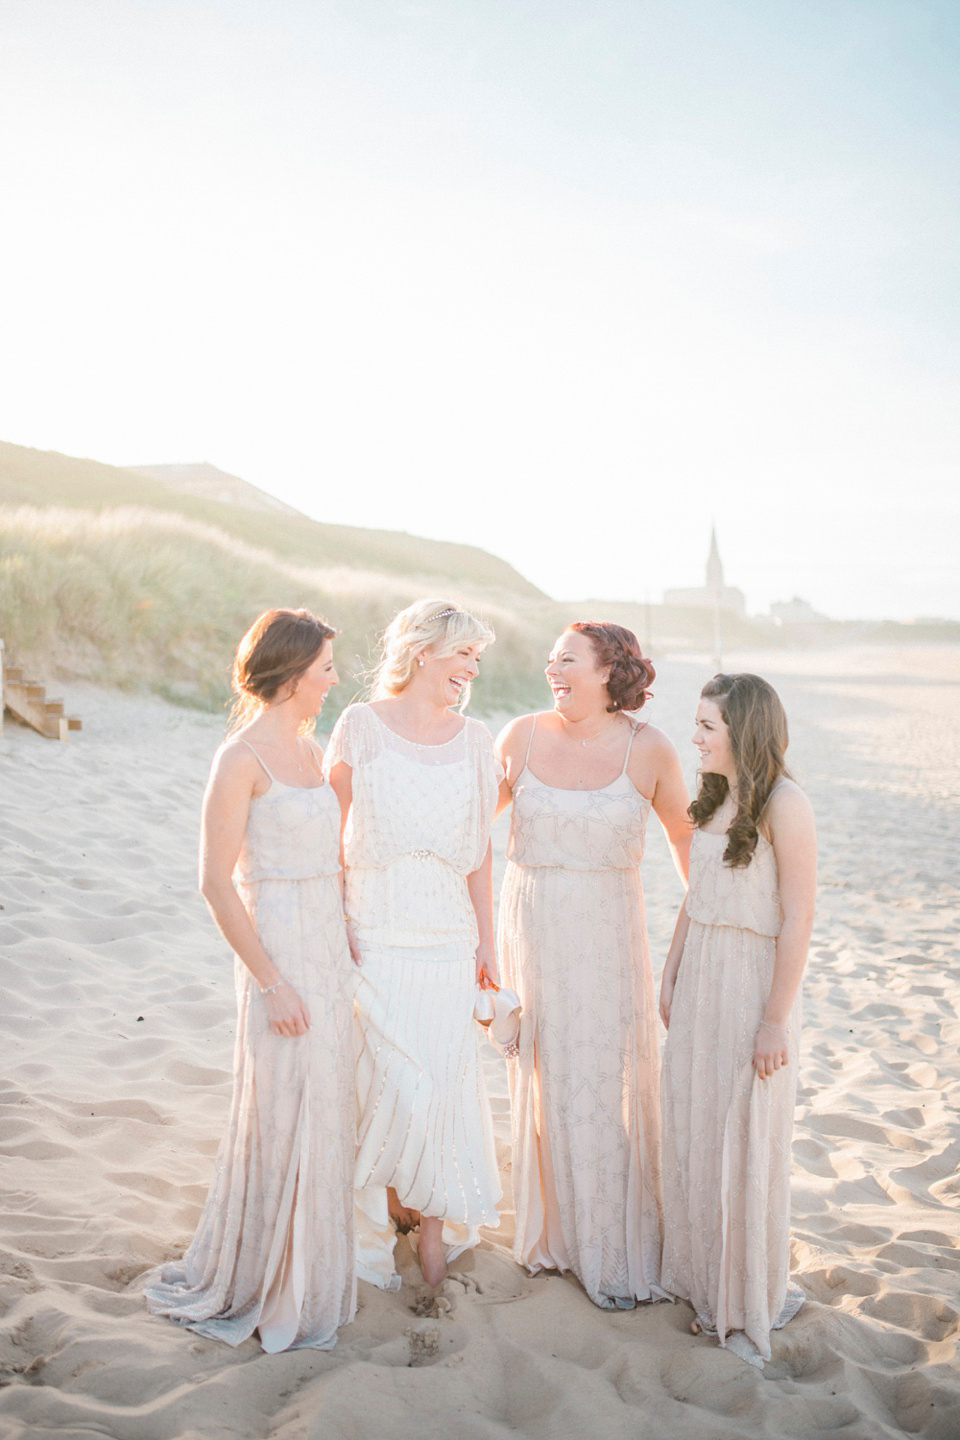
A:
[663,527,746,617]
[769,596,829,625]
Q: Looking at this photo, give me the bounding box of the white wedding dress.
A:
[325,703,502,1288]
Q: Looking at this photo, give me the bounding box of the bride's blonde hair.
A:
[371,599,494,711]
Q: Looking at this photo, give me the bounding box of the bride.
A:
[326,599,502,1289]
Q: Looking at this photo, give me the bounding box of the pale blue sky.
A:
[1,0,957,618]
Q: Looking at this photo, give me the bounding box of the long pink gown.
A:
[498,717,665,1308]
[661,824,805,1366]
[145,744,356,1351]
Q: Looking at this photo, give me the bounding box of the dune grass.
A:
[0,440,545,601]
[0,505,560,718]
[5,440,952,721]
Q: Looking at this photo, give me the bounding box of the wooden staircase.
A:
[1,646,82,741]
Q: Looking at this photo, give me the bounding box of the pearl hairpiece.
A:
[429,608,459,622]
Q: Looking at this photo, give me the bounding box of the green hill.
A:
[0,442,544,601]
[5,441,952,721]
[0,440,557,717]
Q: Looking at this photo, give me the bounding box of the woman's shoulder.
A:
[324,701,381,771]
[763,777,815,840]
[626,717,678,760]
[495,709,556,752]
[331,700,375,732]
[463,714,498,749]
[207,732,264,789]
[766,775,808,810]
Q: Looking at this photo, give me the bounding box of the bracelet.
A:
[259,979,285,996]
[759,1020,788,1032]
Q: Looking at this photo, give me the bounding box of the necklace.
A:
[560,715,618,748]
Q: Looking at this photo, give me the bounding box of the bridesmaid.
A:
[659,673,816,1366]
[145,609,357,1351]
[326,599,502,1291]
[496,622,691,1308]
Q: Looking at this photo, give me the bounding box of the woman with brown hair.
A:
[145,609,357,1352]
[496,622,691,1308]
[659,672,817,1366]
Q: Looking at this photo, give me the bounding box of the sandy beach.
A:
[2,646,959,1440]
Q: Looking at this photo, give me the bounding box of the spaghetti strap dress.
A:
[660,814,805,1366]
[498,717,665,1308]
[324,703,502,1290]
[145,740,356,1351]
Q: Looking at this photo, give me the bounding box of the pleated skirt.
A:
[353,942,501,1288]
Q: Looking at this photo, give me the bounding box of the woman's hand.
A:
[262,983,311,1038]
[345,922,364,969]
[753,1020,789,1079]
[659,972,675,1030]
[659,909,689,1032]
[475,941,498,989]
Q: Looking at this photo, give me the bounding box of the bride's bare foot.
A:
[690,1320,702,1335]
[418,1216,447,1288]
[387,1187,421,1234]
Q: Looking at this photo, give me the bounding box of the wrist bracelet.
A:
[259,979,285,995]
[759,1019,787,1032]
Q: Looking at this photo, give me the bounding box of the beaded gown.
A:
[498,717,665,1308]
[325,703,502,1289]
[660,819,805,1366]
[145,742,356,1351]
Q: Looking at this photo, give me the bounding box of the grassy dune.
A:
[0,502,561,718]
[4,440,954,719]
[0,440,568,717]
[0,441,544,600]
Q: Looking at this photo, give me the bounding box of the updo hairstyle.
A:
[229,608,335,733]
[371,598,495,711]
[689,673,791,868]
[570,621,656,712]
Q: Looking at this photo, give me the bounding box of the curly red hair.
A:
[570,621,655,712]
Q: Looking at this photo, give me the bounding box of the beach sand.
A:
[2,647,959,1439]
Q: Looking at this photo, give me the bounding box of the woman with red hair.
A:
[496,622,691,1308]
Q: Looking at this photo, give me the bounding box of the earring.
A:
[418,658,425,668]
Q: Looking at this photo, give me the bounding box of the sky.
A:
[1,0,958,620]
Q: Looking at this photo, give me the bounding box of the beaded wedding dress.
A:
[660,821,805,1366]
[145,745,356,1351]
[325,704,502,1289]
[498,717,665,1308]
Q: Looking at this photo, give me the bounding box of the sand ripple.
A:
[2,657,959,1439]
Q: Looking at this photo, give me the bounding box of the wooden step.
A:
[1,653,82,742]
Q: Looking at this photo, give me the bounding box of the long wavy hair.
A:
[370,598,495,712]
[689,673,791,868]
[228,608,335,734]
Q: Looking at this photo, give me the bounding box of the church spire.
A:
[706,524,724,595]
